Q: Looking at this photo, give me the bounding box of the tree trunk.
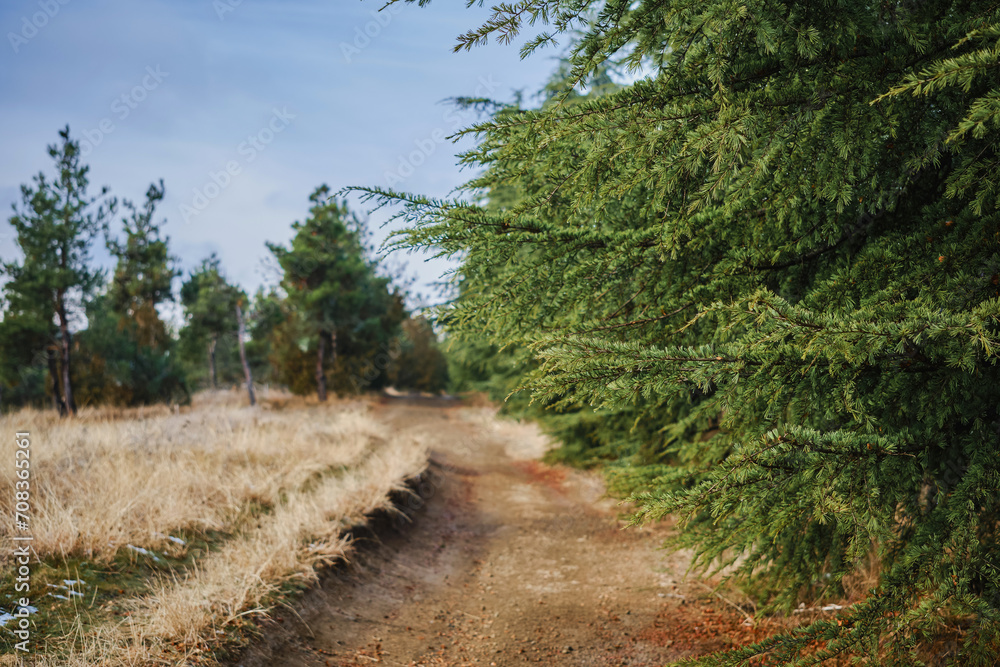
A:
[208,334,218,389]
[316,330,327,402]
[328,329,337,385]
[235,305,256,407]
[55,291,76,416]
[47,345,66,415]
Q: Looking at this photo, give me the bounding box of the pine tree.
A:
[0,310,50,412]
[179,255,244,389]
[1,126,114,416]
[69,181,186,407]
[362,1,1000,663]
[387,316,450,393]
[105,179,178,349]
[73,293,189,407]
[244,286,286,385]
[267,186,402,401]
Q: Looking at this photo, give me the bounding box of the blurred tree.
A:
[388,316,449,393]
[267,186,403,401]
[73,293,188,407]
[105,179,178,349]
[235,301,255,406]
[244,286,286,386]
[179,255,243,389]
[1,126,114,416]
[0,311,50,412]
[66,179,188,407]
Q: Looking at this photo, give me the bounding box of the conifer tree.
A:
[106,179,178,349]
[72,293,189,407]
[387,316,450,393]
[267,186,400,401]
[179,255,243,389]
[244,286,286,385]
[1,126,114,416]
[362,1,1000,662]
[0,310,50,412]
[66,181,187,407]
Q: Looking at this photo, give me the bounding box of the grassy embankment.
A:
[0,390,427,665]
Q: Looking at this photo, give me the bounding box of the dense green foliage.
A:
[363,1,1000,663]
[73,293,189,406]
[178,254,245,390]
[74,181,188,406]
[243,285,287,386]
[0,311,50,410]
[267,187,408,400]
[1,127,115,414]
[105,180,178,350]
[389,316,450,392]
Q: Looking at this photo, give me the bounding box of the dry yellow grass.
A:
[0,390,427,665]
[0,391,382,562]
[142,438,425,639]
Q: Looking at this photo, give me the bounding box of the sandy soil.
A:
[233,398,772,667]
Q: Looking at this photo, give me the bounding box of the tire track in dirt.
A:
[233,398,764,666]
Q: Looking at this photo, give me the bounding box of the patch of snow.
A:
[126,544,161,561]
[0,606,38,627]
[154,532,186,545]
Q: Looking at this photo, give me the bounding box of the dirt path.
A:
[235,399,763,666]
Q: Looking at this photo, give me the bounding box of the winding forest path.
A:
[236,398,765,667]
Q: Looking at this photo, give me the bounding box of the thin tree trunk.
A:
[316,330,327,402]
[208,334,218,389]
[55,292,76,416]
[235,305,256,407]
[328,329,337,386]
[46,346,63,414]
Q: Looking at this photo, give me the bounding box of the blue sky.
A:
[0,0,555,313]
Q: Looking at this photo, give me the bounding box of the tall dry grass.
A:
[0,391,382,563]
[34,437,426,666]
[0,391,428,665]
[142,437,426,642]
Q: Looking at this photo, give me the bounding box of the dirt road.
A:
[235,399,765,666]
